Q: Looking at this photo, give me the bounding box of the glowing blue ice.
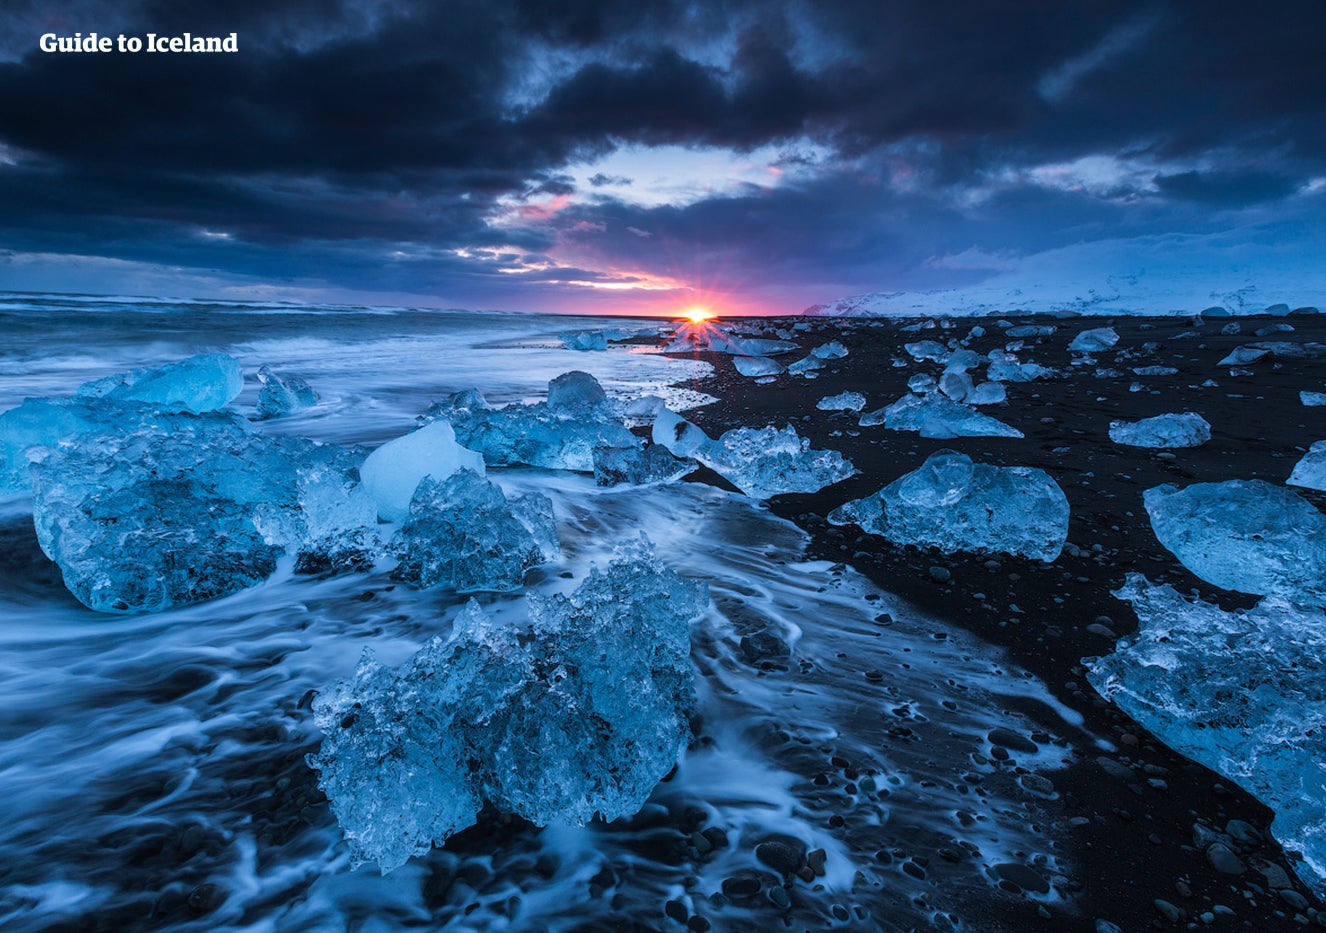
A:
[1109,412,1211,449]
[829,450,1068,561]
[256,365,319,420]
[309,542,706,872]
[861,393,1023,438]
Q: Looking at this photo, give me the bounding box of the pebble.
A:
[993,862,1050,894]
[807,848,828,877]
[1206,842,1246,875]
[928,566,951,583]
[755,836,806,875]
[988,727,1039,754]
[1154,898,1184,922]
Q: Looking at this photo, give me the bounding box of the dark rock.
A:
[993,862,1049,894]
[755,836,806,875]
[988,727,1039,754]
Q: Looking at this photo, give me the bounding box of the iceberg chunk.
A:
[986,350,1055,382]
[255,365,319,420]
[560,330,608,351]
[787,355,824,376]
[1302,391,1326,407]
[1108,412,1211,449]
[810,340,849,360]
[828,450,1068,561]
[1288,441,1326,492]
[1087,575,1326,897]
[1068,327,1119,353]
[360,420,485,523]
[732,356,783,377]
[592,443,693,487]
[904,340,950,363]
[817,391,867,413]
[664,321,794,356]
[423,373,640,473]
[861,393,1023,438]
[391,469,558,592]
[966,381,1007,405]
[651,412,855,499]
[939,370,973,402]
[308,542,706,872]
[1005,325,1056,338]
[74,353,243,414]
[1144,480,1326,605]
[29,412,378,613]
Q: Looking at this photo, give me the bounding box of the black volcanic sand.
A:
[671,311,1326,932]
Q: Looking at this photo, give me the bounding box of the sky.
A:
[1,0,1324,316]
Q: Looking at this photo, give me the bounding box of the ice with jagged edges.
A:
[904,340,950,363]
[1302,392,1326,407]
[787,355,824,375]
[421,372,639,474]
[1068,327,1119,353]
[1087,574,1326,897]
[390,469,558,592]
[860,393,1023,438]
[28,411,379,613]
[817,391,867,412]
[0,354,245,494]
[75,352,244,413]
[663,321,795,356]
[1108,412,1211,449]
[560,330,608,351]
[985,350,1056,382]
[732,356,783,377]
[1289,441,1326,491]
[1144,480,1326,606]
[829,450,1069,561]
[651,410,855,499]
[256,364,319,419]
[360,420,485,523]
[308,541,707,873]
[592,443,693,487]
[810,340,848,359]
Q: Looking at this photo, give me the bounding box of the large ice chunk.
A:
[75,353,243,413]
[391,469,558,592]
[817,391,867,413]
[1068,327,1118,353]
[308,542,706,872]
[664,321,794,356]
[256,365,319,420]
[1087,575,1326,897]
[732,356,783,377]
[829,450,1069,561]
[985,350,1056,382]
[651,411,855,499]
[1144,480,1326,605]
[360,420,485,523]
[422,373,640,473]
[1288,441,1326,492]
[560,330,608,351]
[860,393,1023,438]
[810,340,848,359]
[28,412,378,613]
[1,355,245,494]
[1108,412,1211,449]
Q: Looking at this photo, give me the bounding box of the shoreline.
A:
[676,311,1326,930]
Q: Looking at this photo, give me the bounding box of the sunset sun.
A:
[684,306,714,323]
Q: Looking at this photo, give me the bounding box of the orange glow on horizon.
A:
[684,306,715,323]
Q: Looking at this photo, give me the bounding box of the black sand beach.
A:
[677,311,1326,931]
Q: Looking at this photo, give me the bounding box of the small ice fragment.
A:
[391,469,558,592]
[939,370,973,402]
[810,340,849,360]
[1219,346,1271,366]
[1144,480,1326,605]
[966,382,1007,405]
[817,391,867,413]
[907,373,937,393]
[256,365,319,420]
[904,340,950,363]
[829,450,1068,560]
[864,393,1022,438]
[1108,412,1211,449]
[361,420,485,523]
[592,443,694,486]
[1005,325,1056,338]
[1069,328,1119,353]
[1302,391,1326,407]
[732,356,783,377]
[788,356,824,375]
[560,331,608,351]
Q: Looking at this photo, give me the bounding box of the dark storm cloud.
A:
[1,0,1324,308]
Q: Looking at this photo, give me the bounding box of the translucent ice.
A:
[664,321,794,356]
[828,450,1068,561]
[904,340,950,363]
[651,411,855,499]
[360,420,485,523]
[255,365,319,420]
[1302,392,1326,407]
[1087,575,1326,897]
[1288,441,1326,491]
[861,393,1022,438]
[592,443,693,487]
[28,412,378,613]
[391,469,558,592]
[1108,412,1211,449]
[1005,325,1056,338]
[1068,327,1118,353]
[939,370,973,402]
[817,391,867,413]
[732,356,783,377]
[1144,480,1326,605]
[1,354,245,494]
[308,542,706,872]
[560,330,608,351]
[810,340,849,359]
[787,355,824,376]
[423,373,640,473]
[986,350,1055,382]
[967,382,1007,405]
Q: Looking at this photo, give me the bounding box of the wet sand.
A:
[675,311,1326,931]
